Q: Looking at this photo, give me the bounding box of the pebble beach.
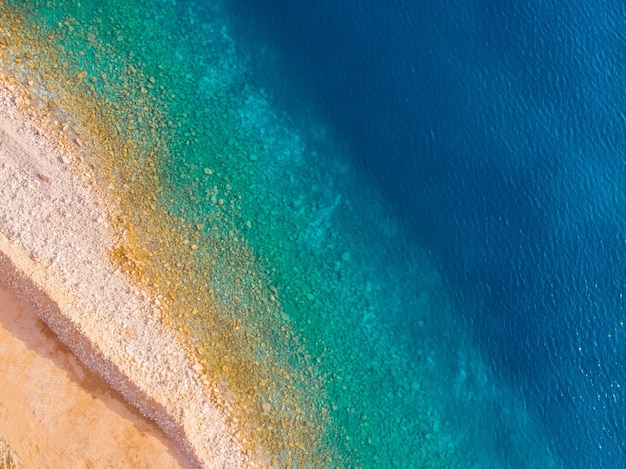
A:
[0,83,245,467]
[0,1,565,467]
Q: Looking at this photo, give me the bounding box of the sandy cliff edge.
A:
[0,279,191,468]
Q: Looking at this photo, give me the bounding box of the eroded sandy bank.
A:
[0,280,190,468]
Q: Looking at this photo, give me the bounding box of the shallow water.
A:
[233,1,626,466]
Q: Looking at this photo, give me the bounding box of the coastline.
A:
[0,4,345,464]
[0,88,248,467]
[0,2,575,467]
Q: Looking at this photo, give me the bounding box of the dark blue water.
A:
[231,0,626,466]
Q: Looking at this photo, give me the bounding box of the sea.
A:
[4,0,626,467]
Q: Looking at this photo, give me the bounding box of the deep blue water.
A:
[231,0,626,466]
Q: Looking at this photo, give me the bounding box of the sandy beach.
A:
[0,85,250,467]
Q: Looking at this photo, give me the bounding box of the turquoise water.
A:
[236,1,626,466]
[201,8,558,467]
[0,0,576,466]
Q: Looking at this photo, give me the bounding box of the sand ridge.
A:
[0,86,250,468]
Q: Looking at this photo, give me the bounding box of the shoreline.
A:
[0,88,249,467]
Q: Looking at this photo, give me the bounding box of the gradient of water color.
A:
[6,0,624,467]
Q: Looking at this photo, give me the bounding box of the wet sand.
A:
[0,281,190,468]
